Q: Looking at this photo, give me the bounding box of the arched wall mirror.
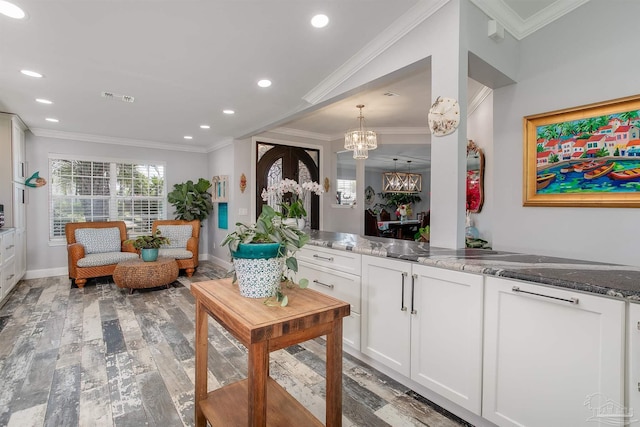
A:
[466,140,484,213]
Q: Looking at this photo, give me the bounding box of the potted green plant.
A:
[221,205,310,305]
[167,178,214,221]
[126,230,170,262]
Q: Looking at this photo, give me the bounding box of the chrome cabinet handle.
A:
[6,245,14,250]
[512,286,579,305]
[411,273,418,314]
[313,254,334,262]
[313,279,334,289]
[7,274,14,280]
[401,272,408,311]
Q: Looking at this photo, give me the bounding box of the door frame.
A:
[251,137,324,229]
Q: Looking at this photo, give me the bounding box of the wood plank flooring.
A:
[0,262,468,427]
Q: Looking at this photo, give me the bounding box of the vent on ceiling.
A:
[101,91,135,103]
[383,92,399,97]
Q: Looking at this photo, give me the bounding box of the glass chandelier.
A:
[382,159,422,193]
[344,104,377,159]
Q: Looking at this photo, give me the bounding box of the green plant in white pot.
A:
[221,205,309,306]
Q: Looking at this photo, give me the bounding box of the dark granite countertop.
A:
[307,230,640,302]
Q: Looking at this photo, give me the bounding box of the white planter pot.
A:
[283,218,305,229]
[233,257,284,298]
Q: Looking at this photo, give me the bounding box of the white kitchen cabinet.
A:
[361,256,484,414]
[0,229,17,302]
[410,264,484,415]
[0,113,27,292]
[483,276,625,427]
[297,246,362,350]
[361,256,412,376]
[628,303,640,424]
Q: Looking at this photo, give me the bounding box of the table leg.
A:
[248,341,269,427]
[194,300,208,427]
[326,319,343,427]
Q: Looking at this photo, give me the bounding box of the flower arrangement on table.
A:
[395,204,409,220]
[261,178,324,220]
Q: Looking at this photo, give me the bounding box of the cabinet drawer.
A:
[298,261,361,313]
[297,246,361,276]
[1,259,15,299]
[1,231,15,264]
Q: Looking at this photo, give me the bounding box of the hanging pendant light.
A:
[382,159,422,193]
[345,104,377,159]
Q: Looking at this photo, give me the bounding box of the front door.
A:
[256,142,320,229]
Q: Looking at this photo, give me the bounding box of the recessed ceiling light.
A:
[223,109,235,115]
[45,118,59,123]
[258,79,272,88]
[0,1,25,19]
[200,125,210,129]
[311,14,329,28]
[21,69,43,78]
[36,98,53,104]
[184,136,193,140]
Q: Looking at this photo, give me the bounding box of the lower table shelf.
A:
[200,378,324,426]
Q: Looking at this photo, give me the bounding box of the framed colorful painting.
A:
[523,94,640,207]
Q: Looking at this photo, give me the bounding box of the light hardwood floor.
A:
[0,262,468,427]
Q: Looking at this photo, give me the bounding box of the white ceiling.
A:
[0,0,588,153]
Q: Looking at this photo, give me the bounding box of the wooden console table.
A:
[191,278,350,426]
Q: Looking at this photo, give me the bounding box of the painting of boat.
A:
[560,165,575,173]
[584,162,615,180]
[608,167,640,181]
[573,160,606,173]
[536,172,556,190]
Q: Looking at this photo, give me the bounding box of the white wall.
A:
[25,133,209,278]
[492,0,640,266]
[208,142,235,267]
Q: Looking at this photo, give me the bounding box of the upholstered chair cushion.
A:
[77,251,138,267]
[75,227,121,254]
[158,248,193,260]
[157,225,193,248]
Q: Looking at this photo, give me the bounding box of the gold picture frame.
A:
[523,94,640,207]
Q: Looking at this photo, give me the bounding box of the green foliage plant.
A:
[126,230,170,249]
[167,178,213,221]
[221,205,310,306]
[376,192,422,212]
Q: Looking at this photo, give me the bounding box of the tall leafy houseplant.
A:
[167,178,214,221]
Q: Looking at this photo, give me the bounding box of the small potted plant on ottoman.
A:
[126,230,170,262]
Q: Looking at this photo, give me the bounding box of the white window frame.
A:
[48,153,167,241]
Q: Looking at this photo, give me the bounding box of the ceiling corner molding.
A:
[206,138,234,153]
[302,0,450,105]
[468,86,493,116]
[269,127,333,141]
[29,128,208,153]
[469,0,589,40]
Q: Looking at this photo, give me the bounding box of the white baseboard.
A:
[209,255,232,270]
[25,267,68,280]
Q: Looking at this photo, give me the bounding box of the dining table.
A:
[377,219,420,239]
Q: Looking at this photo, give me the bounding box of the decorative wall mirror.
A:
[466,140,484,213]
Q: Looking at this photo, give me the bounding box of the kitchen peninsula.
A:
[300,229,639,427]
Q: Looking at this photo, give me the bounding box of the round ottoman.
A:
[113,257,179,293]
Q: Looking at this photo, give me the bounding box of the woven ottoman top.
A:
[113,257,179,290]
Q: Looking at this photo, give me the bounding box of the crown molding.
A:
[469,0,589,40]
[468,86,493,116]
[268,127,334,141]
[302,0,449,105]
[29,128,209,153]
[206,138,234,153]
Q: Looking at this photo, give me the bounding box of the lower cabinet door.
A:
[629,303,640,424]
[483,276,625,427]
[410,264,484,415]
[362,255,411,377]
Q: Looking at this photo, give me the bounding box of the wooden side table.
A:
[191,278,350,427]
